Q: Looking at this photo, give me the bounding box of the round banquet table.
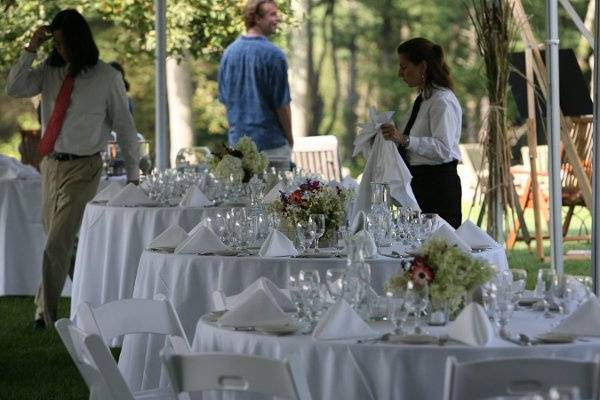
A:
[0,177,47,295]
[192,312,600,400]
[118,245,508,392]
[69,203,230,320]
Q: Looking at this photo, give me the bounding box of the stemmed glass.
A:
[325,268,345,303]
[405,281,429,334]
[386,290,408,335]
[541,269,558,318]
[298,270,323,327]
[496,286,515,338]
[333,227,349,257]
[511,268,527,309]
[296,220,316,254]
[309,214,326,253]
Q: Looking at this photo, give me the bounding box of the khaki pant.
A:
[35,155,102,326]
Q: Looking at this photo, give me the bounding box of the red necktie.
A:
[38,75,75,156]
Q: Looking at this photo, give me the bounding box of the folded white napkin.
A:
[0,155,39,179]
[351,211,368,234]
[106,183,157,207]
[92,182,124,203]
[552,297,600,337]
[341,175,359,190]
[187,218,214,237]
[353,230,377,258]
[351,107,420,219]
[217,288,295,327]
[174,225,230,254]
[229,277,296,312]
[179,185,210,207]
[447,303,495,346]
[258,229,298,257]
[262,182,285,204]
[456,220,498,249]
[312,300,377,340]
[428,224,472,253]
[147,224,188,250]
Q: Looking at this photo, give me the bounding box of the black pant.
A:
[409,161,462,229]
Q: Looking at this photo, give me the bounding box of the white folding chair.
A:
[443,355,600,400]
[55,319,174,400]
[75,294,189,350]
[161,352,312,400]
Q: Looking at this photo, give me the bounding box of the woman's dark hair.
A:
[47,9,99,77]
[109,61,130,91]
[397,37,453,92]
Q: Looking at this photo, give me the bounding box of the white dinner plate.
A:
[536,333,575,344]
[388,334,437,345]
[254,322,300,335]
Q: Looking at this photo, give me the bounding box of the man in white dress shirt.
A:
[6,9,139,329]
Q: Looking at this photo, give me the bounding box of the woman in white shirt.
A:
[381,37,462,228]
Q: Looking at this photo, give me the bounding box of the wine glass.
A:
[405,281,429,334]
[296,221,316,254]
[325,268,345,302]
[386,290,407,335]
[333,227,349,257]
[511,268,527,309]
[541,269,558,318]
[309,214,326,253]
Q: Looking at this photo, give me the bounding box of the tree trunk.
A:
[342,33,358,162]
[166,55,194,166]
[288,0,309,138]
[306,0,323,136]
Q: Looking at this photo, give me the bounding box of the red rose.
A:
[291,190,303,204]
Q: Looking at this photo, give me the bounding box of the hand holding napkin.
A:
[551,297,600,337]
[106,183,157,207]
[447,303,495,346]
[174,225,230,254]
[179,185,210,207]
[263,182,285,204]
[427,224,471,253]
[229,277,296,312]
[456,220,498,249]
[353,230,377,258]
[312,300,377,340]
[147,224,188,250]
[259,229,299,257]
[351,107,420,220]
[217,288,295,327]
[92,182,124,203]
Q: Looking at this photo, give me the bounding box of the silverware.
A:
[500,334,524,346]
[437,334,449,346]
[519,333,535,346]
[356,333,390,344]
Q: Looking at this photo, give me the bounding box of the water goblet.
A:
[386,290,407,335]
[541,269,558,318]
[309,214,326,253]
[333,227,349,257]
[405,281,429,334]
[296,221,316,254]
[325,268,345,303]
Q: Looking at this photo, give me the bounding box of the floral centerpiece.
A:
[271,178,353,243]
[385,238,495,314]
[210,136,269,183]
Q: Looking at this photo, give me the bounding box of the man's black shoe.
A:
[33,318,46,330]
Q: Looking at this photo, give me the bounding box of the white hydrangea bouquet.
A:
[385,238,495,314]
[210,136,269,183]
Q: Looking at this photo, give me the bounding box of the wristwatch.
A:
[403,136,410,148]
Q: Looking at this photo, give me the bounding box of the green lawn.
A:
[0,205,592,399]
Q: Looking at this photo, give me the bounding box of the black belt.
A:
[409,160,458,176]
[49,152,99,161]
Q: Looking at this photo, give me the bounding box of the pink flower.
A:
[410,256,434,286]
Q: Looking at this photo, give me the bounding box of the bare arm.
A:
[276,103,293,147]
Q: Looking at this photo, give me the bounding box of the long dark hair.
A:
[47,9,99,77]
[397,37,454,93]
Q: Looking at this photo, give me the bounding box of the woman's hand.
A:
[380,123,406,145]
[26,26,50,52]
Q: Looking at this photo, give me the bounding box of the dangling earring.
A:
[420,72,425,84]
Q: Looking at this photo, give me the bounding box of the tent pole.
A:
[154,0,169,169]
[592,0,600,294]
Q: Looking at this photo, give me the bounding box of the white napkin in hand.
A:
[92,182,124,203]
[217,288,294,327]
[174,225,230,254]
[147,224,188,250]
[263,182,285,204]
[259,229,298,257]
[107,183,157,207]
[353,230,377,258]
[552,297,600,337]
[351,211,368,234]
[456,220,498,249]
[447,303,495,346]
[312,300,377,340]
[229,277,296,312]
[428,224,472,253]
[179,185,210,207]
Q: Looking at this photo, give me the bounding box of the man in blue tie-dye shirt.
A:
[218,0,294,161]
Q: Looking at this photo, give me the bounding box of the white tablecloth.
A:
[119,245,508,392]
[69,203,225,319]
[193,312,600,400]
[0,178,47,295]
